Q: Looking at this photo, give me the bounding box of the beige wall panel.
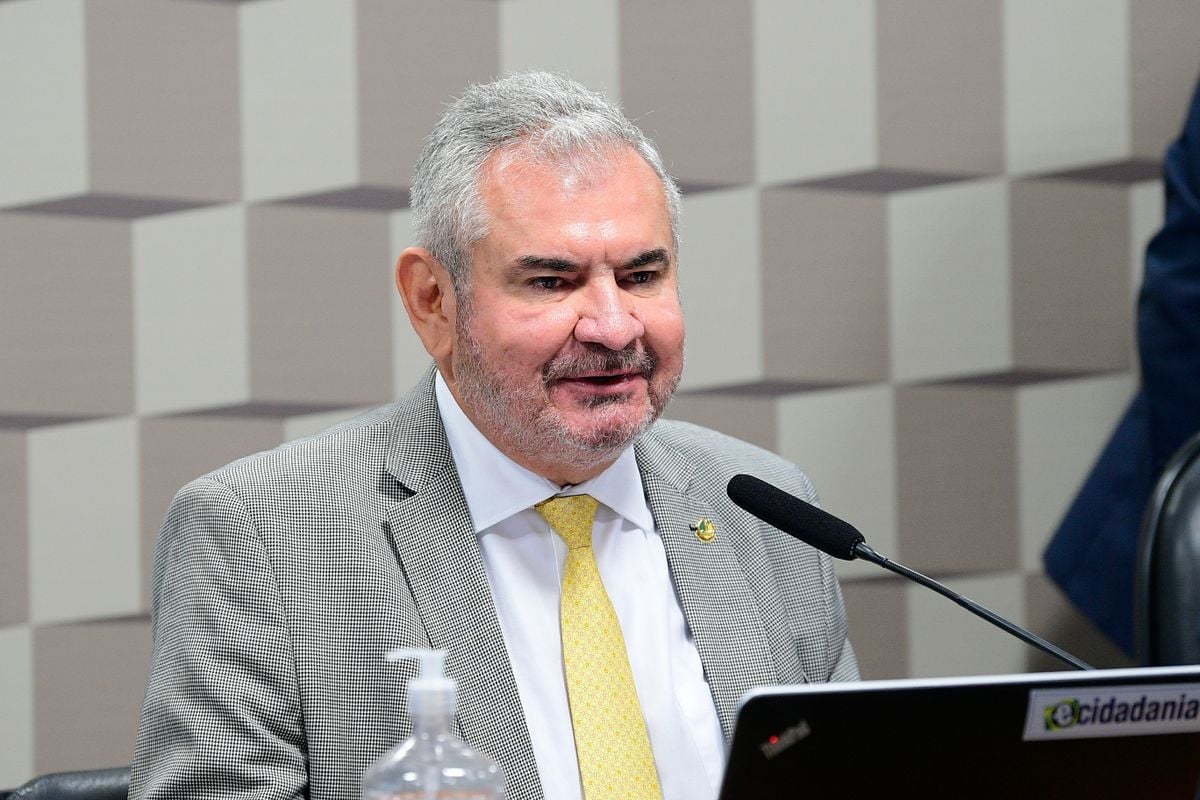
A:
[620,0,754,186]
[282,406,373,442]
[358,0,499,189]
[133,205,250,415]
[888,179,1012,382]
[33,618,151,773]
[28,418,139,625]
[895,385,1018,575]
[499,0,617,97]
[907,572,1027,677]
[0,625,33,786]
[778,384,897,581]
[86,0,239,201]
[139,416,285,610]
[0,432,28,626]
[665,393,778,454]
[1004,0,1130,174]
[877,0,1003,174]
[240,0,358,202]
[1127,179,1164,373]
[1128,180,1165,296]
[0,214,133,416]
[246,205,392,405]
[761,189,888,383]
[1023,574,1136,672]
[1130,0,1200,158]
[0,0,87,207]
[839,577,907,680]
[1010,180,1134,372]
[1015,373,1137,572]
[753,0,877,184]
[676,188,763,390]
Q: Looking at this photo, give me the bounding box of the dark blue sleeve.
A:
[1044,78,1200,655]
[1140,80,1200,470]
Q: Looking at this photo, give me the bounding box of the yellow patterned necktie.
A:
[534,494,664,800]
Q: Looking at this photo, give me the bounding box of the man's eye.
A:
[627,271,656,285]
[532,276,563,290]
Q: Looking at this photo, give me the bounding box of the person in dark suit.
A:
[1044,78,1200,656]
[131,71,857,800]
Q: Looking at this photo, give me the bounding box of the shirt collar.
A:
[434,371,654,532]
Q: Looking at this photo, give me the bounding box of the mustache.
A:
[542,343,657,383]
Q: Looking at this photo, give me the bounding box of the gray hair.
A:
[409,71,682,288]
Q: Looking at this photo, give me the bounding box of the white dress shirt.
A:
[434,373,726,800]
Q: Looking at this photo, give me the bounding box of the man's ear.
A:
[396,247,458,364]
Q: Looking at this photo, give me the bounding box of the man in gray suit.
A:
[131,71,856,800]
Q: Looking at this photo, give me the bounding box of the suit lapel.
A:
[378,373,803,783]
[635,430,805,738]
[382,372,542,799]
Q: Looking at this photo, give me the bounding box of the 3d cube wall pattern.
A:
[2,0,1199,785]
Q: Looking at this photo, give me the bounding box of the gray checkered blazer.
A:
[130,369,857,800]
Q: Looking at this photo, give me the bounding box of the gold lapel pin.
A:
[690,518,716,542]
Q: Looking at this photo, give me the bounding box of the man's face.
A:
[445,145,685,482]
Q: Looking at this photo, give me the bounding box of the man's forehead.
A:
[464,141,674,278]
[483,140,651,194]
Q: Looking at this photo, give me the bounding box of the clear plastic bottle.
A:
[361,648,505,800]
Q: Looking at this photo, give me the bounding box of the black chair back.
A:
[6,768,130,800]
[1136,430,1200,665]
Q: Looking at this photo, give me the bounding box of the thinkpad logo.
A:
[759,719,812,760]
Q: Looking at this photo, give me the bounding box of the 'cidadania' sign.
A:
[1025,682,1200,741]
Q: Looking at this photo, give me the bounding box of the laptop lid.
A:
[719,665,1200,799]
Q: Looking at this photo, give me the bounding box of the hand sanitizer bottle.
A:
[361,648,505,800]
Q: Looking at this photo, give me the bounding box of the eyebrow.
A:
[624,248,671,270]
[515,255,577,272]
[512,248,671,273]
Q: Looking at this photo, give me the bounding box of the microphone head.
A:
[727,474,865,560]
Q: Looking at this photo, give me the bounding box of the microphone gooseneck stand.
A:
[851,541,1093,671]
[726,473,1094,671]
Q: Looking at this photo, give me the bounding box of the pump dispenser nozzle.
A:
[386,648,457,720]
[363,648,502,798]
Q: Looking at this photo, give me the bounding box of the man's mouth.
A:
[571,371,642,386]
[552,370,649,402]
[542,344,658,388]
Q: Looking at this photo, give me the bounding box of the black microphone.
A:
[727,473,1093,671]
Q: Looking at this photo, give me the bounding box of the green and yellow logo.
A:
[1044,698,1082,731]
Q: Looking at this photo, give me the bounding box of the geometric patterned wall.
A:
[3,0,1199,786]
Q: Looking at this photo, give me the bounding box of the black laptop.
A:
[719,665,1200,799]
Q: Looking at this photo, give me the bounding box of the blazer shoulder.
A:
[197,403,401,498]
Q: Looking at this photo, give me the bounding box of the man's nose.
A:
[573,279,645,350]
